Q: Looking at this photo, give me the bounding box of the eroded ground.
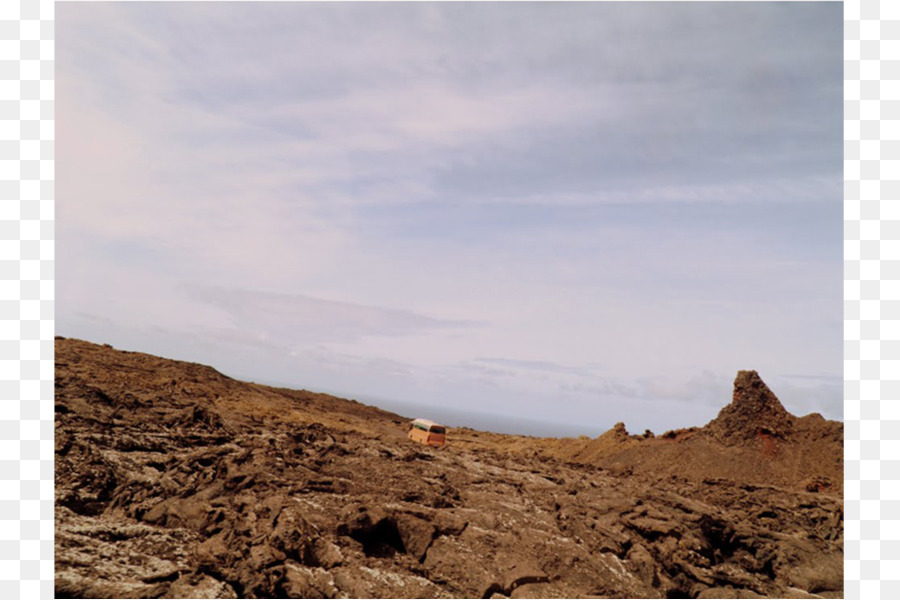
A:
[55,338,842,599]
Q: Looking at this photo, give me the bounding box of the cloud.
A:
[471,357,600,378]
[558,370,728,407]
[59,2,842,214]
[766,375,844,419]
[185,286,479,346]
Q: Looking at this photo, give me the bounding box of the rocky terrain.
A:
[55,337,843,599]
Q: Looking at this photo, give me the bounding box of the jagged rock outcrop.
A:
[705,370,794,444]
[55,338,843,599]
[532,370,842,497]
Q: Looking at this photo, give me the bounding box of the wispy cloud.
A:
[185,286,479,346]
[471,357,600,378]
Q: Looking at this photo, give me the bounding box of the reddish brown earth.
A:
[55,338,843,599]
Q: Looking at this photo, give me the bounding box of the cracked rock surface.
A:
[56,338,842,599]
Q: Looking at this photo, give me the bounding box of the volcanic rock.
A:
[55,338,843,599]
[706,370,794,444]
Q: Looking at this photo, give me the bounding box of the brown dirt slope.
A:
[55,338,843,599]
[531,371,843,495]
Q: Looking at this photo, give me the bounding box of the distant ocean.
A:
[346,395,600,439]
[251,378,602,438]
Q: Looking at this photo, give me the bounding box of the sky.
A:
[56,2,844,436]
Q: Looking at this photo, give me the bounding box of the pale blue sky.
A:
[57,2,843,435]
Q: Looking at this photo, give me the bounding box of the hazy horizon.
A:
[57,2,843,435]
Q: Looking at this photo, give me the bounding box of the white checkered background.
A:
[0,0,888,598]
[2,0,53,598]
[846,0,898,599]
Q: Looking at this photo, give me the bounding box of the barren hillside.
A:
[55,338,842,599]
